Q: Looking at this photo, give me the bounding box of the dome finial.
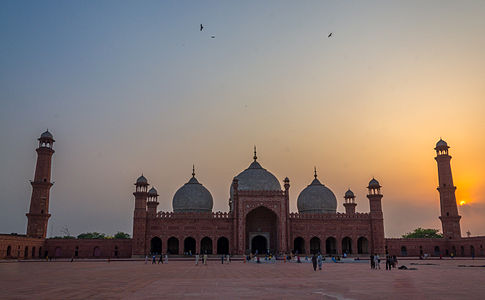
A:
[314,166,317,179]
[192,164,195,178]
[253,145,257,161]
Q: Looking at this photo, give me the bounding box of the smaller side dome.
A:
[344,189,354,198]
[173,169,213,213]
[136,175,148,185]
[368,178,381,189]
[297,172,337,214]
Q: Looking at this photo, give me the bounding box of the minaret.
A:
[435,139,461,239]
[367,178,385,254]
[26,130,55,238]
[343,189,357,214]
[132,175,149,256]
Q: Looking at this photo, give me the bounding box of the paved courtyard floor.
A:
[0,258,484,299]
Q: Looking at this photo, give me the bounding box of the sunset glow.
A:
[0,1,484,238]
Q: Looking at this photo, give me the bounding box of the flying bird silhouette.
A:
[328,32,333,38]
[211,36,215,38]
[200,24,204,31]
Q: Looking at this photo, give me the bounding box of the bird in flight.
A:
[211,36,215,38]
[328,32,332,38]
[200,24,204,31]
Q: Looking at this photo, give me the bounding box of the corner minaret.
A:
[435,139,461,239]
[367,178,385,255]
[132,174,149,256]
[26,130,55,238]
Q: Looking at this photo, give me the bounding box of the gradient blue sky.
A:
[1,1,484,237]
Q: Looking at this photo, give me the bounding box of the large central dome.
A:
[231,149,281,195]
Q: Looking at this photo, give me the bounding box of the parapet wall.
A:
[44,238,132,258]
[0,234,45,259]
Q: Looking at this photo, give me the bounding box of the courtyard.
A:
[0,258,484,299]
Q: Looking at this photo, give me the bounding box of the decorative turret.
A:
[147,187,159,217]
[435,139,461,239]
[343,189,357,214]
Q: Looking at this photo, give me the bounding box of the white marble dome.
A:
[173,175,213,213]
[230,150,281,201]
[297,176,337,214]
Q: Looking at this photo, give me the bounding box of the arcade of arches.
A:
[292,236,370,255]
[153,236,230,255]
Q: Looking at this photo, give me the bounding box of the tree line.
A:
[51,232,130,239]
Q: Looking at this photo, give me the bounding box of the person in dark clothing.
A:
[385,255,391,270]
[370,255,375,269]
[221,255,224,264]
[311,253,317,271]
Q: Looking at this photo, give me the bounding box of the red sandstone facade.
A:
[0,132,484,259]
[133,178,385,257]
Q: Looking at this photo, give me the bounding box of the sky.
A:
[0,1,484,238]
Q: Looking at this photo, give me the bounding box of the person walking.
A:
[385,255,390,270]
[370,254,374,269]
[195,253,199,265]
[203,253,208,265]
[317,254,323,270]
[374,254,380,269]
[152,255,156,264]
[164,253,168,264]
[221,254,224,264]
[158,254,163,264]
[145,255,148,264]
[311,253,317,271]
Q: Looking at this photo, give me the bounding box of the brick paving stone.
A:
[0,259,484,299]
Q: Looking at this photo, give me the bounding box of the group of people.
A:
[145,254,169,264]
[311,253,324,271]
[369,254,398,270]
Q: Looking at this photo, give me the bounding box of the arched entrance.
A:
[310,237,321,254]
[434,246,440,256]
[217,237,230,254]
[93,247,101,257]
[251,235,268,254]
[294,237,305,254]
[7,245,11,257]
[167,237,179,254]
[326,237,337,254]
[357,237,369,254]
[342,237,352,254]
[150,237,162,254]
[55,247,62,257]
[201,237,213,254]
[245,206,278,254]
[401,246,407,256]
[184,237,196,255]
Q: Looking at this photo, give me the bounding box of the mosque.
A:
[0,131,484,259]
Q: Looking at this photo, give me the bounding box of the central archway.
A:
[251,235,267,254]
[245,206,278,254]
